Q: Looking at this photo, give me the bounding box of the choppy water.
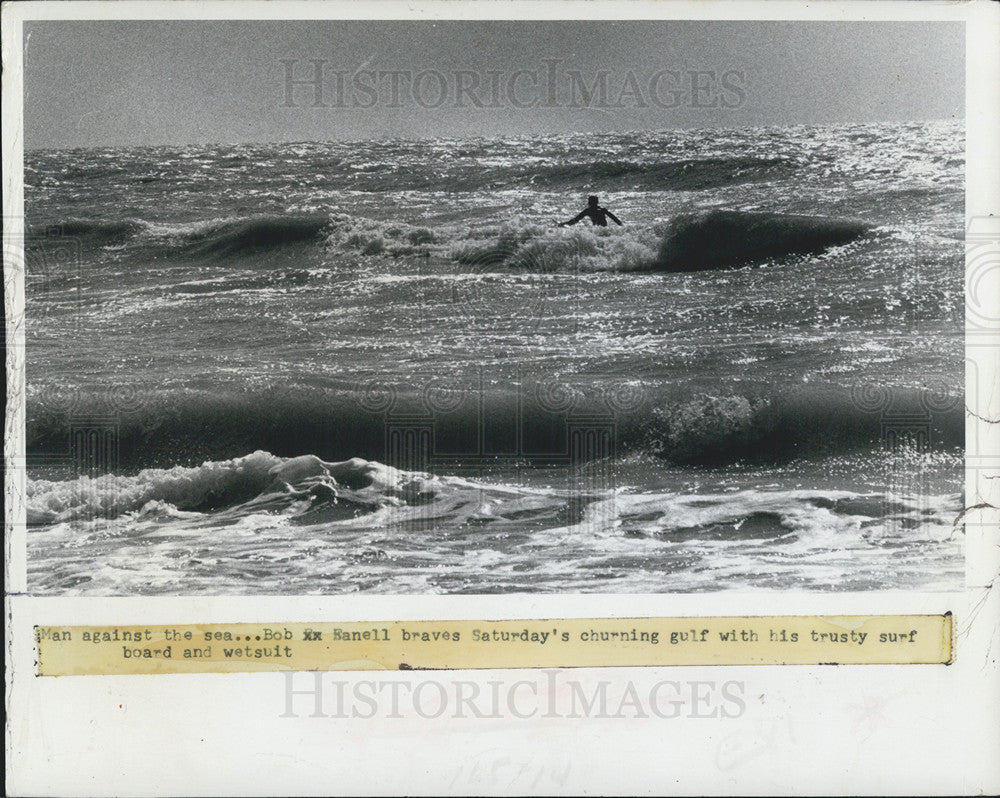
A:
[23,120,965,594]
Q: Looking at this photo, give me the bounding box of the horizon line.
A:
[25,115,963,154]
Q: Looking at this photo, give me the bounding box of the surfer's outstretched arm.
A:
[559,211,587,227]
[605,210,623,226]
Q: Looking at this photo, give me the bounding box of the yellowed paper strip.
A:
[34,615,953,675]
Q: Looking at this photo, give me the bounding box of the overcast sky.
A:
[23,20,964,148]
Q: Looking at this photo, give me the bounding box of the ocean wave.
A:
[601,488,960,545]
[181,214,331,257]
[320,214,657,270]
[452,224,655,272]
[25,445,963,589]
[26,450,963,593]
[27,450,284,524]
[633,389,961,465]
[30,214,332,258]
[35,218,145,244]
[527,157,797,191]
[32,208,870,274]
[448,210,871,273]
[649,210,871,272]
[323,213,439,258]
[27,383,962,476]
[25,451,436,525]
[269,155,798,193]
[26,450,572,532]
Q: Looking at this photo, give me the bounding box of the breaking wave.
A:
[27,382,962,478]
[448,210,871,273]
[31,208,871,274]
[25,446,963,555]
[633,389,961,465]
[25,451,439,525]
[179,215,332,257]
[30,214,332,258]
[651,210,871,272]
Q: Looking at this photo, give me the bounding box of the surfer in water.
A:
[559,195,623,227]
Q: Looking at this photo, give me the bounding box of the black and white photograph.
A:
[5,2,1000,797]
[19,16,971,595]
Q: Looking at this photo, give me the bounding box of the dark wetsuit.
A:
[560,206,623,227]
